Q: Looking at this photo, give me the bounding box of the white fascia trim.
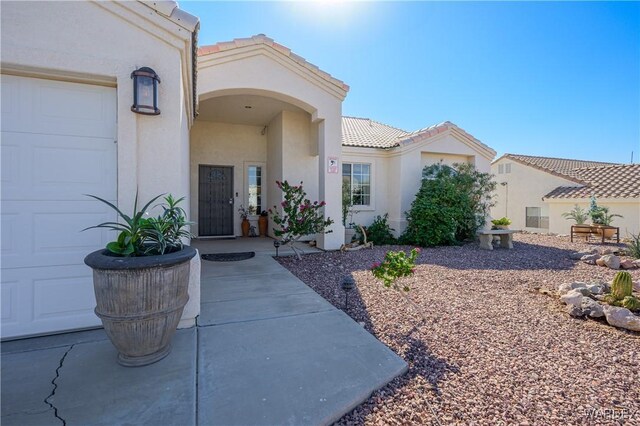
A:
[388,129,496,161]
[198,45,348,101]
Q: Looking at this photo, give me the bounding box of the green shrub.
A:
[401,163,496,246]
[626,232,640,259]
[355,213,396,245]
[371,248,420,291]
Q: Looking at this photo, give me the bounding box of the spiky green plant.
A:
[621,296,640,311]
[611,271,633,300]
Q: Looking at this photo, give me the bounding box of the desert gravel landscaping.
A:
[277,234,640,425]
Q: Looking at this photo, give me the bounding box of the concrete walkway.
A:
[2,240,407,426]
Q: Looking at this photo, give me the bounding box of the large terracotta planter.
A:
[258,215,268,237]
[241,219,250,237]
[84,246,196,367]
[573,224,592,237]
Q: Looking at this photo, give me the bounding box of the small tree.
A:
[402,163,495,246]
[269,180,333,259]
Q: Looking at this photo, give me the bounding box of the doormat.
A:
[201,252,255,262]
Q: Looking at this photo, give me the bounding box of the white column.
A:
[316,114,345,250]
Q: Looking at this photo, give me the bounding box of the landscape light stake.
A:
[341,275,356,311]
[273,240,281,257]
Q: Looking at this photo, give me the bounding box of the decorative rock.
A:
[586,283,605,295]
[581,298,604,318]
[560,290,584,308]
[620,259,636,270]
[581,254,600,264]
[602,305,640,332]
[595,258,606,267]
[634,281,640,293]
[566,305,584,318]
[601,255,620,270]
[600,248,615,255]
[569,249,597,260]
[557,282,588,295]
[633,259,640,268]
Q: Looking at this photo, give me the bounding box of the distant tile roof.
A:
[342,117,496,158]
[544,164,640,199]
[198,34,349,92]
[495,154,617,181]
[342,117,409,148]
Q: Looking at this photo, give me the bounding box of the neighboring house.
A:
[0,1,495,339]
[491,154,639,237]
[543,163,640,237]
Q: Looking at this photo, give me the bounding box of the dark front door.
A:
[199,165,234,236]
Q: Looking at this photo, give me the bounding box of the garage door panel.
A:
[1,76,116,338]
[1,75,116,138]
[1,143,20,186]
[1,280,20,325]
[35,81,116,138]
[1,266,100,338]
[2,132,116,201]
[2,200,115,269]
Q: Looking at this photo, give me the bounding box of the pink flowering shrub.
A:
[371,248,420,291]
[269,180,333,259]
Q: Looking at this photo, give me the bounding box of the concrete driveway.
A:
[2,239,407,425]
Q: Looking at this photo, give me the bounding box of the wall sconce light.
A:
[131,67,160,115]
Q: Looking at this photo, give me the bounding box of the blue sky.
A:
[182,1,639,164]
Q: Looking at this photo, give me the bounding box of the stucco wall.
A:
[490,158,579,232]
[1,1,193,210]
[190,121,268,236]
[548,199,640,237]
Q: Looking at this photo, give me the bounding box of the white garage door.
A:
[1,75,117,339]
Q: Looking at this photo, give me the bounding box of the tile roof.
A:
[342,117,496,157]
[341,116,409,148]
[544,164,640,199]
[496,154,617,181]
[198,34,349,92]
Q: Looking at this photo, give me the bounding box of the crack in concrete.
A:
[44,344,74,426]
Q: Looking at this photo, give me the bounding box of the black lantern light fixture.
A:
[131,67,160,115]
[273,240,281,257]
[341,275,356,310]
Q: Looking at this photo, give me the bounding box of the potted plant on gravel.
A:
[83,193,196,367]
[562,205,591,238]
[490,217,511,230]
[589,197,623,239]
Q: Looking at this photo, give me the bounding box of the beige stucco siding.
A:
[190,121,268,236]
[490,158,579,231]
[1,1,194,209]
[547,199,640,237]
[197,45,345,249]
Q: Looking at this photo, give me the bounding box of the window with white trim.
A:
[247,165,263,215]
[505,163,512,173]
[342,162,371,206]
[498,164,504,174]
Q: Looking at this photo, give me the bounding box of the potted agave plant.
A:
[83,193,195,367]
[589,197,622,239]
